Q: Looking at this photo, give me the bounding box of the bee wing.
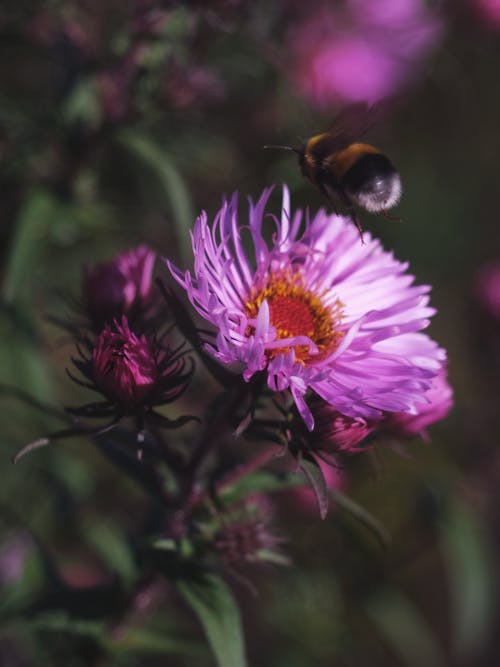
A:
[327,103,373,139]
[327,99,399,140]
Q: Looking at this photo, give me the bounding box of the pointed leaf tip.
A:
[12,437,50,464]
[300,454,329,519]
[177,573,247,667]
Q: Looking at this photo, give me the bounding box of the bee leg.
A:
[318,182,340,216]
[381,210,402,223]
[348,209,365,244]
[338,190,365,244]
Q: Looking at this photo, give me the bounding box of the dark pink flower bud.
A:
[83,246,156,330]
[382,370,453,439]
[65,316,193,420]
[312,403,375,454]
[474,0,500,27]
[92,319,161,410]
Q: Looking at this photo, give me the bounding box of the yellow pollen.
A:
[245,271,344,364]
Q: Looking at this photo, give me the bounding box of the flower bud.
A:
[311,401,375,454]
[68,316,192,418]
[83,246,156,330]
[92,319,161,411]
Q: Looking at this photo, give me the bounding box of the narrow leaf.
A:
[83,521,137,585]
[12,437,51,464]
[219,470,302,504]
[26,613,206,658]
[300,455,329,519]
[177,573,247,667]
[3,189,56,302]
[440,499,495,658]
[329,488,391,549]
[151,538,178,552]
[30,612,105,641]
[365,591,446,667]
[108,627,206,658]
[117,131,194,263]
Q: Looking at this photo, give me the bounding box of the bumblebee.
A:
[265,106,402,239]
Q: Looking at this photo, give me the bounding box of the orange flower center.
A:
[245,271,344,364]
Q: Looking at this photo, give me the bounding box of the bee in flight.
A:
[265,105,402,241]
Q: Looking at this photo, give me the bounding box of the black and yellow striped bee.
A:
[265,105,402,239]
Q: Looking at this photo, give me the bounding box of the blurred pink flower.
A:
[0,533,32,585]
[381,368,453,439]
[163,61,225,109]
[475,0,500,26]
[287,0,443,106]
[83,245,156,330]
[474,261,500,319]
[61,561,110,589]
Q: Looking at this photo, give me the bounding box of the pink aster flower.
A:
[167,186,446,430]
[382,368,453,439]
[83,245,156,330]
[475,0,500,27]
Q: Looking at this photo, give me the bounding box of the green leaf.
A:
[219,469,302,505]
[3,189,56,303]
[365,591,446,667]
[82,521,137,586]
[0,549,46,615]
[329,488,391,549]
[29,612,105,641]
[24,612,206,659]
[117,130,195,263]
[177,573,247,667]
[61,77,101,127]
[299,454,329,519]
[108,627,206,658]
[0,308,53,401]
[49,450,95,500]
[151,538,178,552]
[255,549,291,566]
[440,499,495,658]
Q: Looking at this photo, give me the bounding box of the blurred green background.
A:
[1,1,500,665]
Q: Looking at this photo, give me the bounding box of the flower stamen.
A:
[246,271,344,363]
